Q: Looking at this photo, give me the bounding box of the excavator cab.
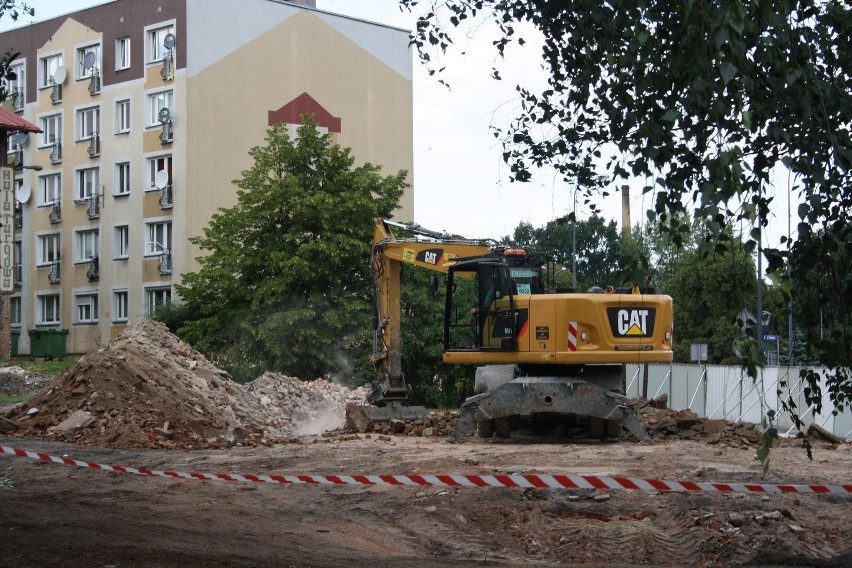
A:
[445,254,540,352]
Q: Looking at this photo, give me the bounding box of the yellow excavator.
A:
[369,218,674,441]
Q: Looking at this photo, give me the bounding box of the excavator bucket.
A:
[346,402,430,432]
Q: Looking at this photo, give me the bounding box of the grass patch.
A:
[0,393,28,405]
[0,360,76,377]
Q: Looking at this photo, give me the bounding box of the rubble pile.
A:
[0,366,53,397]
[246,372,369,437]
[638,404,761,446]
[4,320,368,449]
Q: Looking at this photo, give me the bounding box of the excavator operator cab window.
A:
[445,262,516,352]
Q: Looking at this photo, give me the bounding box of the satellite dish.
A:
[163,33,176,50]
[83,51,96,70]
[53,66,67,84]
[158,107,171,124]
[154,170,169,190]
[11,132,27,146]
[16,183,31,204]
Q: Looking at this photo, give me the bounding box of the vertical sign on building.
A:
[0,166,13,292]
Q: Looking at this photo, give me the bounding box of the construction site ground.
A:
[1,321,850,567]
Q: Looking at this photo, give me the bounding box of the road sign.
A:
[763,335,779,341]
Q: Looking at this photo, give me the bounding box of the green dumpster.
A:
[10,329,19,357]
[28,328,69,359]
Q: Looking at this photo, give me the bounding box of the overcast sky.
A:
[3,0,799,247]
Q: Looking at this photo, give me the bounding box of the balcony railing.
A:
[161,53,174,81]
[86,256,99,282]
[50,140,62,164]
[49,201,61,224]
[13,264,22,287]
[159,184,173,209]
[48,261,60,284]
[87,133,100,158]
[50,82,62,104]
[11,88,24,111]
[10,147,22,166]
[160,120,173,144]
[88,72,100,96]
[159,251,172,275]
[87,192,100,219]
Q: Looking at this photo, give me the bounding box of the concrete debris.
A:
[3,320,370,449]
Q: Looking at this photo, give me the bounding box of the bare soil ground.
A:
[1,321,850,567]
[2,435,850,568]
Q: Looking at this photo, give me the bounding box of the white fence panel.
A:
[624,363,848,440]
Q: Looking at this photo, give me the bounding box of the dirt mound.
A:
[5,320,368,449]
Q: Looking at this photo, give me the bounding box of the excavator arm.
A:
[369,218,493,405]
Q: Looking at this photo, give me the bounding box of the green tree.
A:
[665,230,758,364]
[175,120,407,383]
[402,0,850,415]
[399,265,475,408]
[506,214,621,291]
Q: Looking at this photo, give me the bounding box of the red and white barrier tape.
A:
[2,445,850,494]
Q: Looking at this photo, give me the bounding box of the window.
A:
[76,167,99,201]
[146,155,172,190]
[145,286,171,315]
[37,294,61,325]
[10,297,21,326]
[77,106,100,141]
[39,114,62,147]
[147,90,173,126]
[116,37,131,70]
[39,53,63,88]
[115,162,130,195]
[113,289,129,322]
[114,225,129,258]
[6,63,24,104]
[77,45,100,79]
[38,174,61,206]
[36,233,60,265]
[147,25,175,63]
[75,229,99,263]
[145,221,172,255]
[116,99,131,133]
[75,293,98,324]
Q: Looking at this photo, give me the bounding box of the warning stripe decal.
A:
[2,445,850,494]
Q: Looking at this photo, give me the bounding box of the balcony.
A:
[13,264,22,287]
[87,193,100,220]
[11,88,24,111]
[50,83,62,105]
[87,133,100,158]
[9,147,22,167]
[50,140,62,164]
[48,261,60,284]
[160,120,173,145]
[86,256,99,282]
[88,72,100,96]
[159,184,173,209]
[158,251,172,275]
[49,201,61,224]
[161,54,174,81]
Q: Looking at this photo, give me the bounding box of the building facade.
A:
[0,0,413,356]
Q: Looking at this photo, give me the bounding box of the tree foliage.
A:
[505,214,621,292]
[402,0,851,415]
[175,120,406,383]
[0,1,34,100]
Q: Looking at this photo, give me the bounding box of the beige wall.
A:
[182,8,413,273]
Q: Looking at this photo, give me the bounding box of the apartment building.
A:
[0,0,413,356]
